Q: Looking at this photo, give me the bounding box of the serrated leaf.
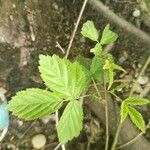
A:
[128,106,145,132]
[0,101,9,129]
[90,43,102,56]
[8,88,62,120]
[100,24,118,45]
[90,56,104,82]
[120,101,128,123]
[81,20,99,41]
[39,54,87,100]
[125,97,150,106]
[57,100,83,143]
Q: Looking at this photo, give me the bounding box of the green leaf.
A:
[120,101,128,123]
[125,97,150,106]
[103,60,114,89]
[112,63,126,73]
[90,56,104,81]
[81,20,99,41]
[39,54,87,100]
[90,43,102,56]
[128,106,145,132]
[75,54,91,70]
[57,100,83,143]
[8,88,62,120]
[100,24,118,45]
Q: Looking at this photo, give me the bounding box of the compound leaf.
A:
[39,54,87,100]
[81,20,99,41]
[101,24,118,45]
[128,106,145,132]
[125,97,150,106]
[120,101,128,123]
[57,100,83,143]
[8,88,62,120]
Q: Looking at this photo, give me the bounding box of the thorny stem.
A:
[65,0,88,58]
[104,81,109,150]
[129,55,150,96]
[111,120,122,150]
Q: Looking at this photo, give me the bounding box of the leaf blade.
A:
[125,97,150,106]
[128,106,145,132]
[100,24,118,45]
[39,54,87,100]
[81,20,99,41]
[8,88,62,120]
[57,100,83,143]
[120,101,128,123]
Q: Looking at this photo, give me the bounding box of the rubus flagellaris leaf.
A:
[8,88,63,120]
[57,100,83,143]
[39,54,88,100]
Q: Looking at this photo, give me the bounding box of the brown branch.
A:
[89,0,150,45]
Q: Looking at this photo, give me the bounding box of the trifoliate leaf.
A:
[90,43,102,56]
[100,24,118,45]
[39,54,87,100]
[125,97,150,106]
[128,106,145,132]
[57,100,83,143]
[81,20,99,41]
[8,88,63,120]
[120,101,128,123]
[90,56,104,82]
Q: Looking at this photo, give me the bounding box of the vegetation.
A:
[8,21,150,149]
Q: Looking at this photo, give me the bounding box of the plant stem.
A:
[111,120,122,150]
[104,81,109,150]
[92,78,102,99]
[129,55,150,96]
[65,0,88,58]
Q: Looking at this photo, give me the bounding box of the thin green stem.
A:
[111,120,122,150]
[104,81,109,150]
[92,78,102,99]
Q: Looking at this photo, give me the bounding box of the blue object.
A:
[0,93,9,129]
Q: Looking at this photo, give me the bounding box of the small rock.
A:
[32,134,46,149]
[17,120,23,126]
[133,9,141,17]
[137,76,149,85]
[135,83,143,93]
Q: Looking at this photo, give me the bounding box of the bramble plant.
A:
[8,21,149,149]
